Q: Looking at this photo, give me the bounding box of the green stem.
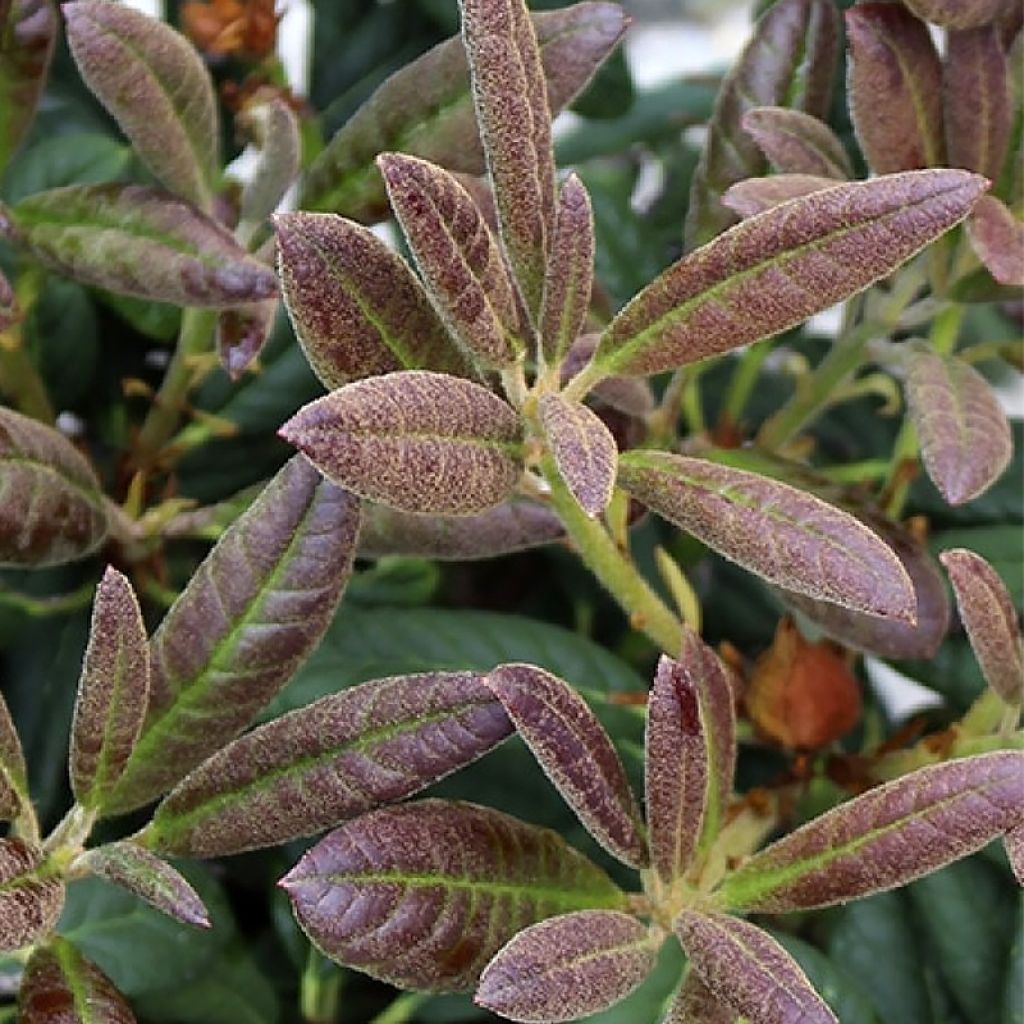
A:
[0,581,96,618]
[368,993,429,1024]
[300,948,343,1024]
[722,341,773,427]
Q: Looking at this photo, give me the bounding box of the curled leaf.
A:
[967,194,1024,286]
[238,97,301,226]
[721,174,838,218]
[475,911,657,1023]
[281,799,625,992]
[0,405,108,567]
[0,691,27,822]
[0,838,64,952]
[904,0,1009,30]
[742,108,851,179]
[280,371,523,516]
[216,299,276,381]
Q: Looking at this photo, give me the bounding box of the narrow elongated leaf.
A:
[378,152,523,368]
[64,1,218,210]
[742,108,851,179]
[105,456,361,814]
[538,394,617,518]
[0,691,27,821]
[904,0,1008,30]
[0,405,108,567]
[722,174,837,218]
[20,938,136,1024]
[144,671,512,857]
[846,4,945,174]
[905,348,1012,506]
[476,910,657,1022]
[301,4,627,222]
[592,171,987,379]
[663,971,739,1024]
[676,911,836,1024]
[618,451,916,621]
[967,194,1024,286]
[1005,824,1024,885]
[485,663,647,867]
[0,184,278,307]
[0,838,63,952]
[280,371,523,516]
[684,0,839,249]
[281,799,626,992]
[719,751,1024,913]
[274,211,468,389]
[239,97,301,226]
[940,549,1023,706]
[74,842,209,930]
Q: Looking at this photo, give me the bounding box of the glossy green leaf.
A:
[904,0,1009,30]
[722,174,838,218]
[0,691,26,822]
[967,195,1024,286]
[238,97,300,227]
[742,107,851,179]
[0,838,64,952]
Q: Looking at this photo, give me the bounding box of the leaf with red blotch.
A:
[0,405,108,567]
[1006,824,1024,885]
[685,0,838,249]
[74,842,210,930]
[662,970,739,1024]
[905,347,1012,506]
[0,265,18,330]
[904,0,1008,30]
[0,184,277,307]
[476,911,658,1023]
[216,299,276,381]
[646,630,736,885]
[64,1,218,210]
[940,549,1023,707]
[618,451,916,622]
[19,938,135,1024]
[721,174,838,218]
[967,195,1024,286]
[280,371,523,516]
[238,97,300,226]
[719,751,1024,913]
[104,456,361,815]
[0,691,27,823]
[485,663,647,867]
[590,171,987,380]
[281,800,626,992]
[742,108,851,179]
[70,567,150,812]
[143,671,512,857]
[274,211,470,389]
[0,838,64,952]
[846,4,945,174]
[676,912,837,1024]
[378,152,523,369]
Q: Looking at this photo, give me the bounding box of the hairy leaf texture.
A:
[0,406,107,567]
[663,971,739,1024]
[618,451,916,621]
[904,0,1010,30]
[216,299,276,381]
[0,691,27,822]
[280,371,523,516]
[105,456,360,814]
[720,751,1024,912]
[239,97,301,226]
[0,185,277,307]
[281,800,625,992]
[742,108,851,180]
[967,195,1024,286]
[592,171,987,379]
[145,671,512,857]
[721,174,838,218]
[476,911,657,1023]
[64,1,218,210]
[1006,824,1024,885]
[0,838,63,952]
[485,664,647,868]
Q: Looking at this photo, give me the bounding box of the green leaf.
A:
[0,838,64,952]
[1003,909,1023,1024]
[1,131,132,204]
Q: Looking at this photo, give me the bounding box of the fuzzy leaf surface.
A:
[239,97,300,226]
[684,0,838,249]
[719,751,1024,913]
[0,184,277,307]
[105,456,361,814]
[594,171,986,379]
[742,107,851,179]
[0,405,107,567]
[967,194,1024,286]
[70,567,150,811]
[0,691,26,821]
[676,911,837,1024]
[940,549,1023,706]
[145,671,512,857]
[663,971,739,1024]
[721,174,838,218]
[216,299,275,382]
[63,1,218,210]
[618,451,916,621]
[280,371,523,516]
[905,348,1012,506]
[485,663,647,867]
[0,0,55,174]
[0,838,63,952]
[74,842,209,930]
[1006,824,1024,885]
[281,799,626,992]
[904,0,1009,30]
[475,910,656,1022]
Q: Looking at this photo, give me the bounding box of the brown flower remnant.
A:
[181,0,280,61]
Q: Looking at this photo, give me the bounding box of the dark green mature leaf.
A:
[904,0,1009,30]
[0,406,107,567]
[684,0,838,249]
[238,98,300,227]
[619,451,916,621]
[719,751,1024,913]
[70,567,150,811]
[0,691,27,823]
[485,663,647,868]
[663,971,739,1024]
[301,4,627,222]
[0,185,278,307]
[475,910,657,1022]
[722,174,837,218]
[1006,909,1024,1024]
[742,108,851,180]
[846,4,945,174]
[590,171,986,380]
[281,799,626,992]
[144,671,512,857]
[63,1,218,211]
[105,456,361,814]
[967,195,1024,286]
[280,371,523,516]
[19,938,136,1024]
[0,838,63,952]
[0,0,56,175]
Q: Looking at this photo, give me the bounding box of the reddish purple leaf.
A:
[476,910,657,1022]
[904,0,1009,30]
[742,108,851,180]
[721,174,838,218]
[561,333,656,417]
[485,663,647,867]
[663,971,739,1024]
[216,299,276,381]
[967,195,1024,286]
[0,838,64,952]
[1005,823,1024,885]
